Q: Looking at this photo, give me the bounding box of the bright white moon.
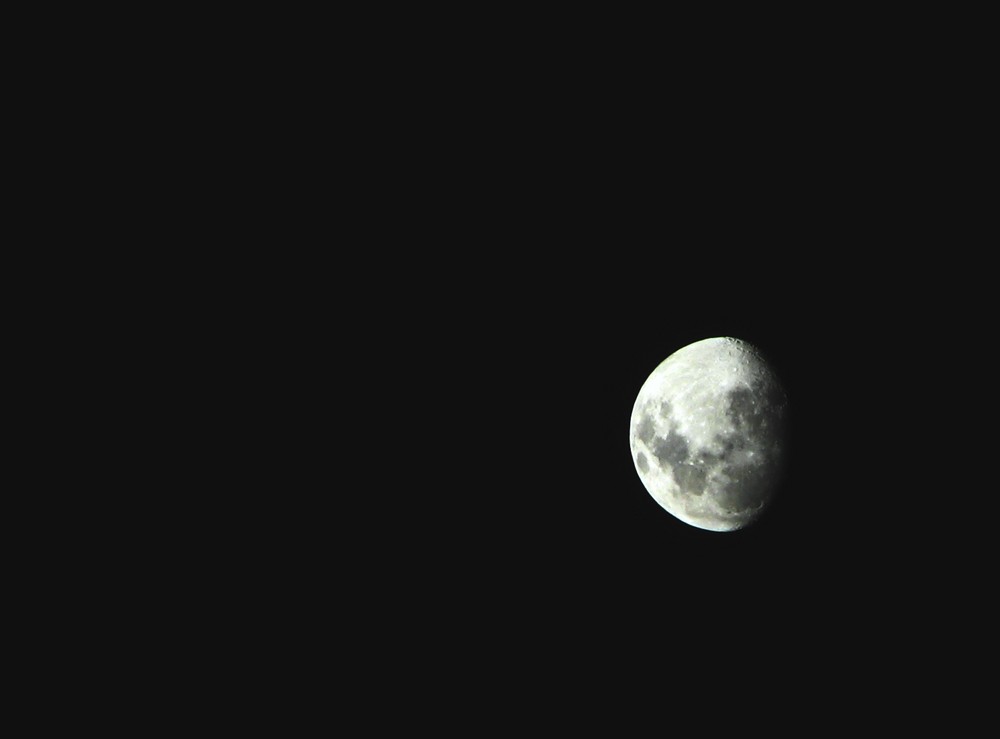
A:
[629,337,788,532]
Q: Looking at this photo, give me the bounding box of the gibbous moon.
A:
[629,337,788,532]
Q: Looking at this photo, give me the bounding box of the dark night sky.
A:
[56,14,992,728]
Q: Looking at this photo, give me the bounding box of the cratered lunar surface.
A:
[629,337,788,532]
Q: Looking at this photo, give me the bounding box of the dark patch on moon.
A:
[651,430,690,468]
[716,435,747,458]
[673,463,706,495]
[636,452,648,472]
[635,413,656,445]
[712,383,787,511]
[718,463,771,511]
[637,400,715,501]
[727,385,785,437]
[649,426,708,496]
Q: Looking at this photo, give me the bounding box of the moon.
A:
[629,337,788,532]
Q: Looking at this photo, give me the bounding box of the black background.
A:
[17,9,994,730]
